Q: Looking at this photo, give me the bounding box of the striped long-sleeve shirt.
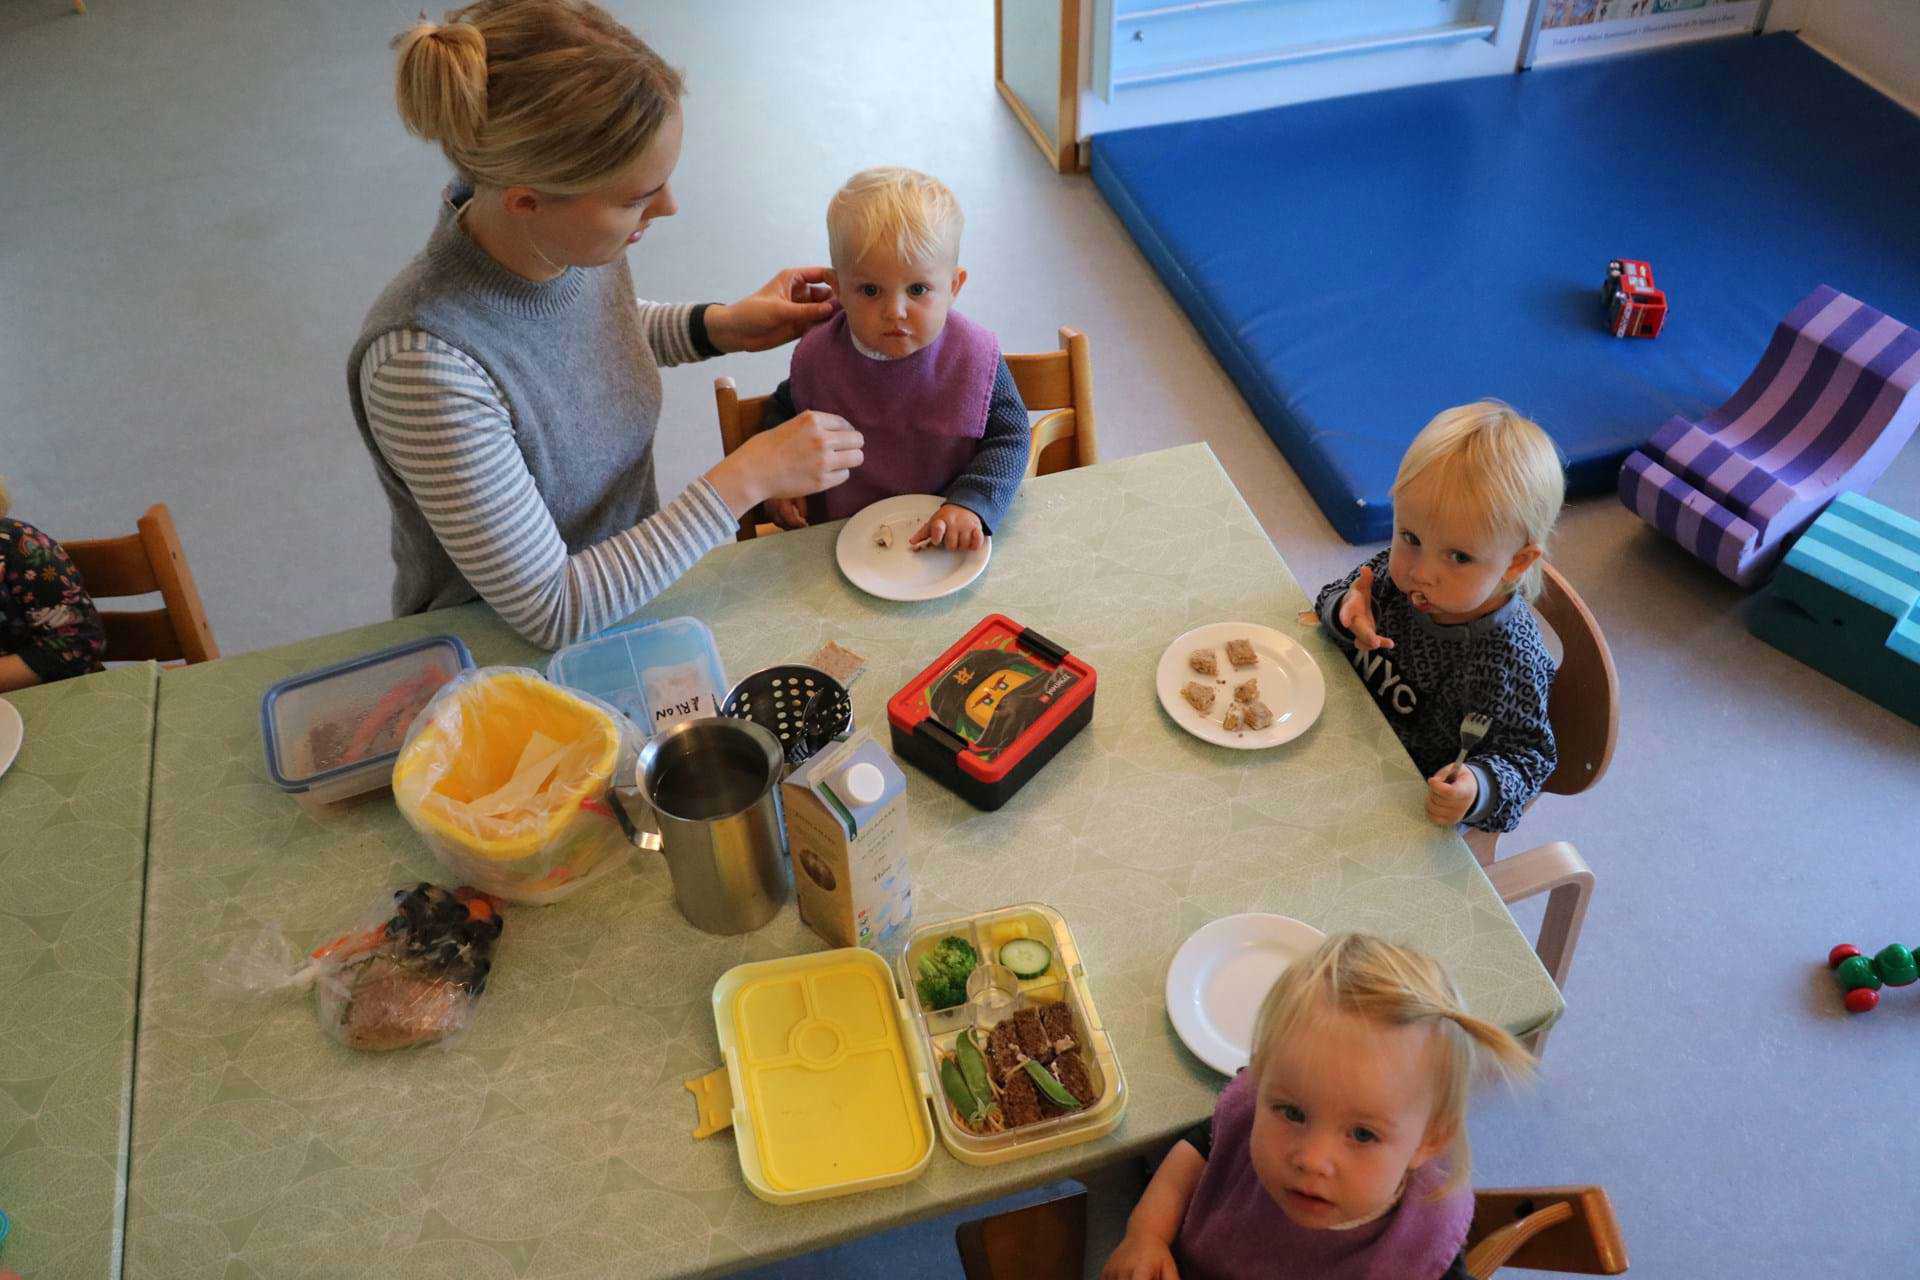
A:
[357,301,735,650]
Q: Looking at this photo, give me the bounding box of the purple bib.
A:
[1175,1070,1472,1280]
[787,308,999,522]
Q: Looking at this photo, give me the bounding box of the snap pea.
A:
[956,1029,993,1106]
[940,1056,981,1123]
[1022,1058,1083,1111]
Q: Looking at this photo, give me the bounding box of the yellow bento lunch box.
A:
[687,904,1125,1204]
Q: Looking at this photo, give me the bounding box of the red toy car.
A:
[1602,258,1667,338]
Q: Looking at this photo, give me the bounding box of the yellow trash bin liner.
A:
[393,667,637,904]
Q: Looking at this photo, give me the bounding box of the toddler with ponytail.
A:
[1103,933,1533,1280]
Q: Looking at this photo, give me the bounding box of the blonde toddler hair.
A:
[826,167,964,273]
[1248,933,1534,1197]
[392,0,683,194]
[1392,401,1565,602]
[0,475,10,519]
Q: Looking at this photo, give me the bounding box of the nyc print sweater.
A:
[1315,550,1556,833]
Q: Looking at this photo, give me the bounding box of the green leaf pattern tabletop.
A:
[1,662,158,1280]
[105,445,1558,1278]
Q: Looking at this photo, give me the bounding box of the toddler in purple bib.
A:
[768,167,1029,550]
[1101,934,1534,1280]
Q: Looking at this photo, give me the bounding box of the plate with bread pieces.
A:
[1155,622,1324,749]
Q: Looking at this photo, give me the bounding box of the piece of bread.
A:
[1234,677,1259,703]
[1188,649,1218,678]
[1225,638,1258,669]
[1181,682,1216,714]
[1222,707,1243,732]
[1242,700,1275,731]
[336,957,468,1051]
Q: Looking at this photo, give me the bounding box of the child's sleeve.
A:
[1314,549,1391,649]
[942,359,1030,534]
[767,379,799,423]
[1461,639,1558,833]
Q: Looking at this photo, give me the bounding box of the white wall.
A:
[1797,0,1920,113]
[1077,0,1533,137]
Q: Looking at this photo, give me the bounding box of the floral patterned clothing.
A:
[2,517,107,683]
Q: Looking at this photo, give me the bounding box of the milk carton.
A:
[781,728,913,954]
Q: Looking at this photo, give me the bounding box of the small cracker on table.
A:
[806,640,866,687]
[1225,638,1258,669]
[1222,706,1243,732]
[1242,700,1275,731]
[1234,677,1259,704]
[1188,649,1218,678]
[1181,681,1217,714]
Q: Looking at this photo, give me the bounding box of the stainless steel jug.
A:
[633,717,790,935]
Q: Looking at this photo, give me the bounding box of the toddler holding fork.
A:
[1313,402,1563,832]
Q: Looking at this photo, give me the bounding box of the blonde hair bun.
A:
[389,2,685,195]
[393,18,489,152]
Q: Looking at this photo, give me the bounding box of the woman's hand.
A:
[704,411,863,517]
[704,267,837,353]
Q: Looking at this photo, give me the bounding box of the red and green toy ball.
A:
[1828,943,1919,1013]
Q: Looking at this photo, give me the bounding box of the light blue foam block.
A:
[1750,493,1920,725]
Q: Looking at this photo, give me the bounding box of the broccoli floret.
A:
[915,935,978,1009]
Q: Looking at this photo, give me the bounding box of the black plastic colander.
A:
[721,666,853,765]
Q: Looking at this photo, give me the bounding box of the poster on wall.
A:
[1525,0,1763,66]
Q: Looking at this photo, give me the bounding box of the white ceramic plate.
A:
[0,698,22,783]
[835,494,991,602]
[1156,621,1326,749]
[1166,914,1327,1076]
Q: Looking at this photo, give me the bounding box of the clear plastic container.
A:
[898,903,1126,1165]
[261,635,473,813]
[546,616,726,738]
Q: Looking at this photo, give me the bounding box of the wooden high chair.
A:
[1464,561,1618,1055]
[62,503,219,665]
[954,1182,1627,1279]
[712,326,1097,542]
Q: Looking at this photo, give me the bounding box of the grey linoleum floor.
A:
[5,2,1918,1275]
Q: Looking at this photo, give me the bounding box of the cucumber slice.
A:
[999,938,1052,979]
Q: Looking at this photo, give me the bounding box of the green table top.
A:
[0,662,158,1280]
[124,445,1560,1277]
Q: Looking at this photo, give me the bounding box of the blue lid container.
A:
[260,635,474,808]
[547,616,727,736]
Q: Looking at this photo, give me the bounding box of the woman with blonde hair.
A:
[1,475,108,692]
[350,0,864,648]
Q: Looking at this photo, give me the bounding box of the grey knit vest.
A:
[347,185,662,618]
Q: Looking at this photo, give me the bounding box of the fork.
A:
[1447,712,1493,782]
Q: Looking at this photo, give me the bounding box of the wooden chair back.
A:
[711,378,783,542]
[712,326,1098,541]
[62,503,218,665]
[1465,1186,1629,1277]
[1006,326,1097,478]
[1535,561,1618,797]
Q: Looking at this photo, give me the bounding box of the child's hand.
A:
[1338,565,1394,651]
[909,504,984,552]
[768,497,808,530]
[1100,1231,1182,1280]
[1426,762,1478,826]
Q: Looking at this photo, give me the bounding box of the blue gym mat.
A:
[1093,34,1920,543]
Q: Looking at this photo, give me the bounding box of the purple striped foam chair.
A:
[1618,286,1920,588]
